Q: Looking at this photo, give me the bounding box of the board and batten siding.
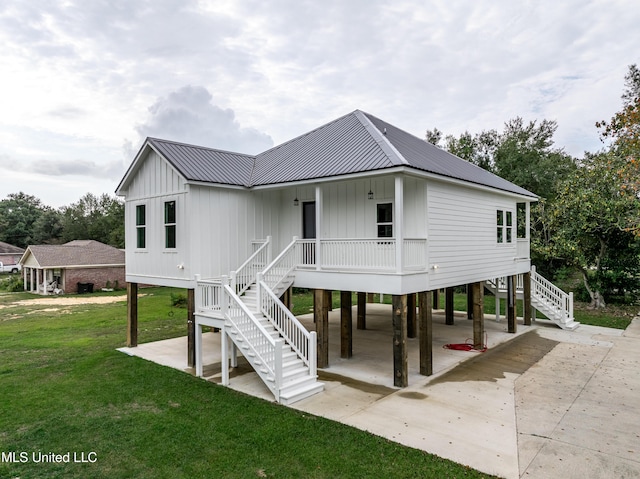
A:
[188,185,280,280]
[275,175,427,244]
[426,180,524,290]
[124,151,190,287]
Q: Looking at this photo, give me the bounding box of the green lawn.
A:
[0,288,494,479]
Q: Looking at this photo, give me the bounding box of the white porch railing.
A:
[404,238,428,270]
[259,280,317,375]
[230,236,271,296]
[195,277,224,316]
[295,238,427,271]
[321,239,395,270]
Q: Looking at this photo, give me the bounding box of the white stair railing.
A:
[258,279,317,376]
[230,236,271,296]
[223,282,283,400]
[260,236,299,294]
[530,266,574,324]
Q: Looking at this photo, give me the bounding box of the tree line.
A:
[426,65,640,308]
[0,192,124,250]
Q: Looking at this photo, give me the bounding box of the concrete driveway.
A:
[119,305,640,479]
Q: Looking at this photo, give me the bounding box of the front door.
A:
[302,202,316,265]
[302,201,316,239]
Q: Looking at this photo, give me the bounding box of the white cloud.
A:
[133,85,274,154]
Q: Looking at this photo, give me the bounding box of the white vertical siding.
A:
[126,151,185,199]
[187,186,280,279]
[427,180,520,289]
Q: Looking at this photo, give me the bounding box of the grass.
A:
[0,288,494,479]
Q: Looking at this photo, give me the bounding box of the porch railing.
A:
[195,276,224,317]
[295,238,427,271]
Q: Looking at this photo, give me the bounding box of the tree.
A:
[31,208,64,244]
[548,152,640,307]
[597,64,640,236]
[60,193,124,248]
[0,192,46,248]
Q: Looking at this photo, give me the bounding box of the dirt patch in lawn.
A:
[0,294,130,309]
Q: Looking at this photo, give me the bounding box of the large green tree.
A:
[548,152,640,307]
[60,193,124,248]
[597,64,640,236]
[0,192,46,248]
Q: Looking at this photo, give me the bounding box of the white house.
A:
[116,110,576,404]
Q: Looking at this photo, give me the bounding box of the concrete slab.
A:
[118,308,640,479]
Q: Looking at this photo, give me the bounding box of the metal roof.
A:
[362,112,537,197]
[148,138,255,186]
[122,111,537,198]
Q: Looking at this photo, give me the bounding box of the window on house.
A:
[377,203,393,238]
[164,201,176,248]
[497,209,513,244]
[136,204,146,249]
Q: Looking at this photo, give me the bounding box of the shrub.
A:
[170,292,188,308]
[0,274,24,293]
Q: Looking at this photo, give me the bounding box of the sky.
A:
[0,0,638,208]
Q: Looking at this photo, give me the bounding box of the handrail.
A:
[223,284,283,396]
[230,236,271,296]
[259,280,317,375]
[261,236,299,292]
[531,267,573,323]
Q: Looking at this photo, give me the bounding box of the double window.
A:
[164,201,176,249]
[496,209,513,243]
[136,205,146,249]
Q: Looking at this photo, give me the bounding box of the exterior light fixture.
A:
[368,180,374,200]
[294,188,299,206]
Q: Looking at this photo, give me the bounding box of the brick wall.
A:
[63,266,126,293]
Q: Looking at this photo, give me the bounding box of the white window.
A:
[377,203,393,238]
[136,204,146,249]
[497,209,513,244]
[164,201,176,249]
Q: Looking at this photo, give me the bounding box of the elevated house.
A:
[116,110,577,404]
[20,240,125,295]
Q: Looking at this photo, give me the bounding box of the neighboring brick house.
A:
[0,241,25,270]
[19,240,125,295]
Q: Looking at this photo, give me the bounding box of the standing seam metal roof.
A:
[127,111,537,198]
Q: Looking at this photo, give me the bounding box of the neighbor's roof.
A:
[117,110,537,198]
[20,240,125,268]
[0,241,25,255]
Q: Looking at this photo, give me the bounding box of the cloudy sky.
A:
[0,0,638,208]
